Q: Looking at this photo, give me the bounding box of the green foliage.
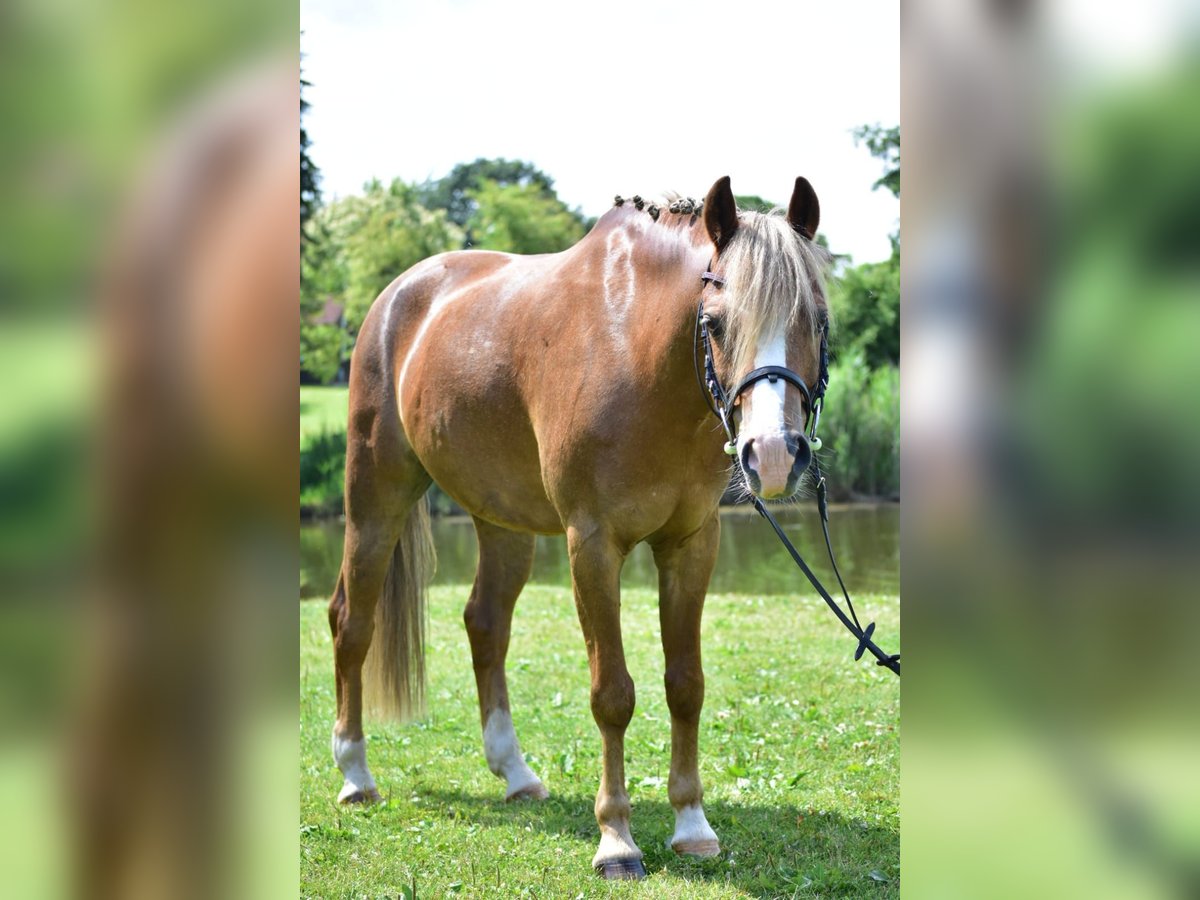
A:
[300,387,348,514]
[341,179,463,332]
[467,179,586,254]
[852,124,900,199]
[301,216,349,383]
[1063,63,1200,273]
[734,193,777,212]
[299,323,345,385]
[828,254,899,369]
[821,355,899,499]
[417,157,557,228]
[299,428,345,514]
[301,67,320,236]
[306,178,463,339]
[1023,63,1200,519]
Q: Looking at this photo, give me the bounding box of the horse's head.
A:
[699,175,829,500]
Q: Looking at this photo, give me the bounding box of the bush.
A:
[299,428,346,515]
[819,354,899,499]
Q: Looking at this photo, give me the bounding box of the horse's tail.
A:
[363,491,437,721]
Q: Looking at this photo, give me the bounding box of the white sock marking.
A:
[332,731,376,801]
[483,709,543,797]
[670,803,719,854]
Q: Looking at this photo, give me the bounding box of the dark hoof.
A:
[338,787,382,805]
[505,781,549,802]
[672,837,721,858]
[595,858,646,880]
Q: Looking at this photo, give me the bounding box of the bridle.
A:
[694,263,901,677]
[693,267,828,457]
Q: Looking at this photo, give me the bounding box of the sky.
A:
[300,1,899,264]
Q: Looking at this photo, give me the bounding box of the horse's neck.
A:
[564,213,713,412]
[613,241,713,424]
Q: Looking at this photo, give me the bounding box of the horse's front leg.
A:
[652,513,722,857]
[567,523,644,880]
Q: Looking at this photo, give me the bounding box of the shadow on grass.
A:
[413,786,898,895]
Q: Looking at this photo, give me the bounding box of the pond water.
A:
[301,504,899,600]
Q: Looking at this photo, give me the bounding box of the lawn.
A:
[300,583,899,898]
[300,385,349,448]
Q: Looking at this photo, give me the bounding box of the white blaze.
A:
[738,328,789,446]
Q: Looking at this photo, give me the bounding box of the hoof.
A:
[505,781,549,802]
[671,837,721,858]
[595,858,646,880]
[338,786,382,805]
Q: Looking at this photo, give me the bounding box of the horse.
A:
[327,175,830,879]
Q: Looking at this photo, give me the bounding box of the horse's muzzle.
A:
[740,430,809,499]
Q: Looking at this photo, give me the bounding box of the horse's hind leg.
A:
[463,517,547,801]
[328,434,432,804]
[652,513,722,857]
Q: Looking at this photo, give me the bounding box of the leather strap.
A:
[730,365,812,411]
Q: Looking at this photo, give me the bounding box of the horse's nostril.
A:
[786,430,811,472]
[740,438,756,474]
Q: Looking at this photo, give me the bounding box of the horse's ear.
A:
[703,175,738,252]
[787,176,820,240]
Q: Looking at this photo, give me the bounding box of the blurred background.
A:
[0,0,296,897]
[903,0,1199,896]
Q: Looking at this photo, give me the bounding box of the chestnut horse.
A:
[328,175,830,878]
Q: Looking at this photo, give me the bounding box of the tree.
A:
[823,123,901,368]
[828,257,899,368]
[466,180,586,255]
[300,215,348,383]
[299,179,462,383]
[301,65,321,237]
[852,124,899,199]
[418,158,557,229]
[337,179,463,332]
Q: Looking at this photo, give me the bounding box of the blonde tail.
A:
[362,493,436,720]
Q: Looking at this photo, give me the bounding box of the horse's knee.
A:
[334,611,375,668]
[591,671,635,730]
[664,661,704,722]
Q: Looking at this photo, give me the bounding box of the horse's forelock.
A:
[719,209,831,376]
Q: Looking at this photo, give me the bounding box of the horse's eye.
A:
[705,315,725,339]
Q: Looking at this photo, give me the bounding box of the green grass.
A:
[300,585,899,898]
[301,385,350,448]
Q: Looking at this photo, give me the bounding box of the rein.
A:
[695,267,901,677]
